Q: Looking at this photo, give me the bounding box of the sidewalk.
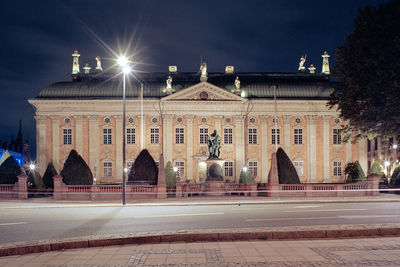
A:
[1,236,400,266]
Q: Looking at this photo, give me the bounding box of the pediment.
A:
[161,82,244,102]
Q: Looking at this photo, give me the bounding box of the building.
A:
[28,52,368,184]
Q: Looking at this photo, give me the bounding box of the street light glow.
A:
[243,166,248,172]
[173,166,178,172]
[122,65,131,74]
[124,167,128,173]
[393,144,398,149]
[29,163,36,170]
[117,56,129,67]
[384,161,390,167]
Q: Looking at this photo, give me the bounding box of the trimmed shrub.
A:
[28,169,43,189]
[42,162,57,189]
[369,160,384,176]
[0,156,23,184]
[355,161,366,181]
[128,149,158,185]
[276,147,300,184]
[239,170,253,184]
[345,162,359,183]
[390,166,400,186]
[60,150,93,185]
[165,161,176,188]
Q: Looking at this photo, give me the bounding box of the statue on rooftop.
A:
[166,76,172,89]
[234,76,240,90]
[207,130,221,159]
[200,62,207,78]
[298,55,306,72]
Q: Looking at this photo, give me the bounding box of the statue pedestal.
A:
[206,159,224,181]
[205,180,225,196]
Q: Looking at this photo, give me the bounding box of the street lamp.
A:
[29,163,36,171]
[118,56,131,205]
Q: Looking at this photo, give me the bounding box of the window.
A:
[126,128,135,145]
[271,128,280,145]
[333,161,342,177]
[224,128,233,144]
[294,128,303,145]
[294,160,304,177]
[175,161,184,179]
[150,128,159,144]
[175,127,184,144]
[103,161,113,177]
[224,161,233,177]
[103,128,112,145]
[63,128,72,145]
[333,129,342,145]
[248,128,257,144]
[199,128,208,144]
[248,161,258,178]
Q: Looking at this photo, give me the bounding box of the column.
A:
[283,115,291,156]
[306,115,317,182]
[260,115,269,183]
[235,116,245,181]
[346,135,352,164]
[214,115,223,136]
[163,115,173,164]
[35,115,47,176]
[88,115,99,177]
[322,116,330,182]
[50,116,60,172]
[358,138,368,175]
[115,115,123,183]
[75,115,83,155]
[186,115,194,181]
[140,115,146,150]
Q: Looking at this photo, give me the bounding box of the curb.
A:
[1,224,400,257]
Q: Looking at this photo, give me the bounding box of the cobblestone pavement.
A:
[1,237,400,266]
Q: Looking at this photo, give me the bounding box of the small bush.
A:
[165,161,176,188]
[239,170,253,184]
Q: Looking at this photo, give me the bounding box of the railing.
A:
[0,184,14,191]
[98,185,122,192]
[281,185,305,191]
[344,184,368,190]
[67,185,91,192]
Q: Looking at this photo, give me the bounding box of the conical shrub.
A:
[60,150,93,185]
[128,149,158,185]
[0,156,23,184]
[43,162,58,189]
[165,161,176,188]
[276,147,300,184]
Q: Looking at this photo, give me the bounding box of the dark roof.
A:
[35,72,334,100]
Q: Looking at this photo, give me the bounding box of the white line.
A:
[0,222,27,226]
[293,205,321,208]
[246,217,336,222]
[134,213,224,218]
[284,209,367,213]
[339,215,400,219]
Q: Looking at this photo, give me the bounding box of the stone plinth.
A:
[206,159,224,181]
[205,180,225,196]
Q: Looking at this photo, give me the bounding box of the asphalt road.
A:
[1,202,400,244]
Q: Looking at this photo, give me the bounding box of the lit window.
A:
[103,161,113,177]
[248,128,257,144]
[224,128,233,144]
[248,161,258,178]
[150,128,159,144]
[224,161,233,177]
[272,128,280,145]
[63,128,72,145]
[294,128,303,145]
[126,128,135,145]
[175,161,184,178]
[333,161,342,177]
[199,128,208,144]
[103,128,112,145]
[175,127,184,144]
[294,160,304,176]
[333,129,342,145]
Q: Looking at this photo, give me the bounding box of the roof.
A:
[35,72,334,100]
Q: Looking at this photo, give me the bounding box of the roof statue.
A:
[298,55,306,72]
[308,64,316,74]
[200,62,207,81]
[95,56,103,71]
[321,51,330,75]
[72,50,80,75]
[166,76,172,89]
[83,64,91,74]
[234,76,241,95]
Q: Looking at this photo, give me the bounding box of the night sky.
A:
[1,0,387,157]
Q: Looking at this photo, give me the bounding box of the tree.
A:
[355,161,366,181]
[389,165,400,186]
[42,162,57,189]
[276,148,300,184]
[60,150,93,185]
[369,160,385,176]
[328,0,400,140]
[128,149,158,185]
[165,161,176,188]
[239,170,253,184]
[345,162,359,183]
[0,156,23,184]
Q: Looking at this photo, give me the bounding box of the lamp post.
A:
[118,56,131,205]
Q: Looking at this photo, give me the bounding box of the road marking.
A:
[339,215,400,219]
[293,205,320,208]
[246,217,336,222]
[134,212,224,218]
[284,208,367,213]
[0,222,27,226]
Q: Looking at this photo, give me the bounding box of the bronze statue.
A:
[207,130,221,159]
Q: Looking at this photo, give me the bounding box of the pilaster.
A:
[140,115,146,150]
[346,132,353,164]
[186,115,194,181]
[235,115,245,181]
[50,115,60,172]
[358,138,368,175]
[163,115,173,164]
[75,115,83,155]
[214,115,223,137]
[88,115,99,177]
[260,115,269,183]
[35,115,47,176]
[115,115,123,183]
[283,115,291,156]
[306,115,317,182]
[322,116,330,182]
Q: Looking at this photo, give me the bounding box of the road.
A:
[1,202,400,244]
